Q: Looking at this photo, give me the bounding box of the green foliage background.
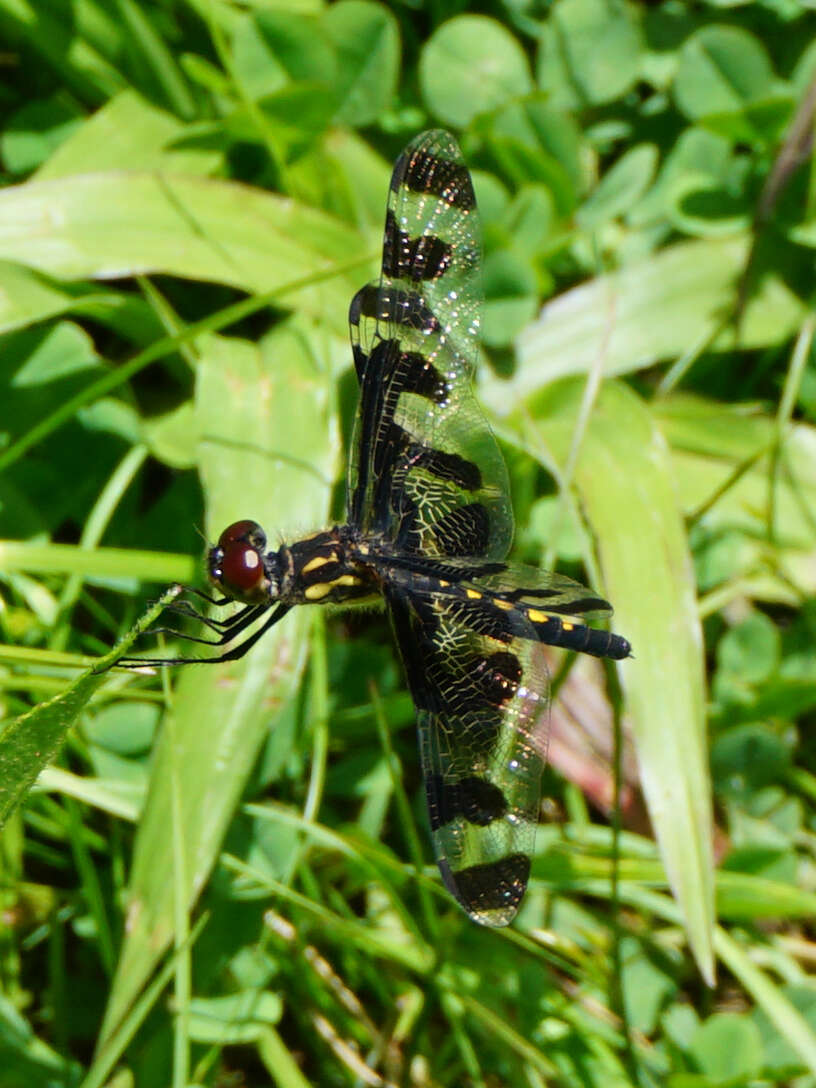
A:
[0,0,815,1085]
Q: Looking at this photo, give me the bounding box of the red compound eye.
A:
[220,540,264,594]
[210,520,267,599]
[218,519,266,551]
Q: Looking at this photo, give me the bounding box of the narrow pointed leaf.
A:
[516,378,715,983]
[97,328,339,1046]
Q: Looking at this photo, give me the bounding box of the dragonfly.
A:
[123,130,631,926]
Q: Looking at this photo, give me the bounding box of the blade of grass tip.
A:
[256,1026,313,1088]
[369,680,440,940]
[0,587,180,829]
[82,912,209,1088]
[36,767,141,823]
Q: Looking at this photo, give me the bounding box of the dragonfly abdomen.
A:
[524,608,631,660]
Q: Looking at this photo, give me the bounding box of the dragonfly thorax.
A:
[284,527,377,606]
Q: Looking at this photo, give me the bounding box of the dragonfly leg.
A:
[117,603,292,667]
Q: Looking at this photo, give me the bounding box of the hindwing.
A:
[385,556,631,660]
[385,582,549,926]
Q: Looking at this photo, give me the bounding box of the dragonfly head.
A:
[208,520,278,604]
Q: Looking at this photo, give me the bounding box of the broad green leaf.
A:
[612,890,816,1074]
[142,402,198,469]
[0,324,105,439]
[498,185,556,258]
[481,238,804,400]
[35,89,222,180]
[712,726,790,795]
[83,701,159,756]
[515,379,715,983]
[230,82,338,159]
[97,325,339,1048]
[792,36,816,96]
[789,218,816,247]
[419,15,533,129]
[621,942,676,1034]
[0,173,368,335]
[673,25,777,120]
[750,982,816,1077]
[323,0,400,126]
[538,0,643,108]
[0,590,174,829]
[717,614,780,686]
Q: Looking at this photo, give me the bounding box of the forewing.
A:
[347,130,513,560]
[386,583,549,926]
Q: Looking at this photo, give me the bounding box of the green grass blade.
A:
[114,0,196,118]
[97,326,339,1045]
[519,378,715,983]
[0,540,194,584]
